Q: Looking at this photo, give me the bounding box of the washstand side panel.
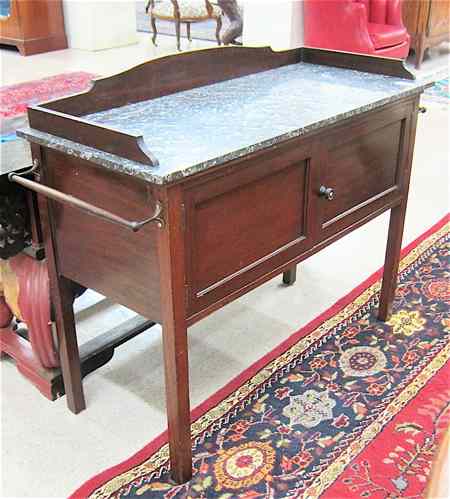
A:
[42,149,162,322]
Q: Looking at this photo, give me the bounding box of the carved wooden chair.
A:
[145,0,223,51]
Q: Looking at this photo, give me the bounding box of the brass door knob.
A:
[319,185,335,201]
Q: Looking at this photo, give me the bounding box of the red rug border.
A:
[70,213,449,499]
[0,71,96,119]
[0,71,94,92]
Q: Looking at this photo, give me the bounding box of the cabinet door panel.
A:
[321,120,402,226]
[193,163,306,291]
[317,103,412,239]
[185,141,316,315]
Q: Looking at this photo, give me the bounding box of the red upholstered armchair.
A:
[304,0,410,59]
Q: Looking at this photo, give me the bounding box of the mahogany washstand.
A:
[14,46,428,483]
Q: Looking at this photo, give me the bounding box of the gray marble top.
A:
[18,61,427,184]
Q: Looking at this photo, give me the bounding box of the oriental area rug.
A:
[72,215,450,499]
[0,71,95,119]
[0,72,95,137]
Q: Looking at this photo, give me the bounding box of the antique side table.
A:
[15,46,428,483]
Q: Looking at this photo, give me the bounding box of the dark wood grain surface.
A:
[43,150,162,322]
[28,107,158,166]
[43,46,301,116]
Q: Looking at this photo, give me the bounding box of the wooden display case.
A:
[0,0,67,56]
[403,0,450,69]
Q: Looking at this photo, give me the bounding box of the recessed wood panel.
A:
[321,119,404,228]
[186,155,311,312]
[195,164,306,291]
[43,150,162,322]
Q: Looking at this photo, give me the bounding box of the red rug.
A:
[0,72,95,119]
[72,215,450,499]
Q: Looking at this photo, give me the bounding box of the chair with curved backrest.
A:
[146,0,223,51]
[304,0,410,59]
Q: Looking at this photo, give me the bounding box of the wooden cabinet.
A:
[184,99,414,318]
[32,96,416,324]
[402,0,450,68]
[0,0,67,55]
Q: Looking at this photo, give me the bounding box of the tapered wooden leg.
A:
[33,144,85,413]
[175,19,181,51]
[282,266,297,286]
[379,94,420,320]
[186,22,191,42]
[216,15,223,45]
[378,204,407,321]
[161,317,192,483]
[415,34,426,70]
[151,15,158,46]
[40,204,84,409]
[52,276,85,413]
[157,186,192,484]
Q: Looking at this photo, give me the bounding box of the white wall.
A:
[243,0,304,50]
[63,0,138,51]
